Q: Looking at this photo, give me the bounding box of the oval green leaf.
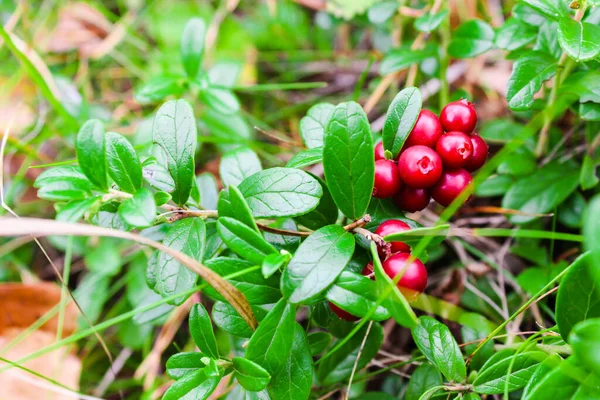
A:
[76,119,108,191]
[382,87,422,159]
[106,132,142,194]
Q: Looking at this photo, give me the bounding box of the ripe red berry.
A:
[382,252,427,302]
[431,168,473,207]
[375,219,411,253]
[403,110,444,148]
[440,99,477,134]
[436,131,474,168]
[329,301,359,321]
[393,186,430,212]
[373,159,402,198]
[374,142,385,161]
[464,134,488,172]
[397,145,443,188]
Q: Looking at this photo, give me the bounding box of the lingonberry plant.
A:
[1,0,600,399]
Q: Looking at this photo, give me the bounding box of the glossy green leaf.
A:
[152,218,205,304]
[163,368,219,400]
[56,196,102,222]
[307,332,332,356]
[494,18,538,51]
[460,313,494,371]
[166,352,207,380]
[212,302,267,338]
[520,0,569,20]
[142,162,176,193]
[473,351,546,394]
[189,303,219,359]
[294,175,338,230]
[135,75,184,104]
[36,179,93,201]
[414,10,448,33]
[580,102,600,121]
[569,319,600,375]
[370,242,418,328]
[105,132,143,193]
[261,252,287,279]
[379,44,438,75]
[246,299,296,372]
[558,18,600,62]
[558,192,585,228]
[282,225,355,304]
[535,21,562,59]
[584,196,600,264]
[34,165,88,187]
[180,17,206,78]
[405,362,443,400]
[323,101,374,220]
[232,357,271,392]
[152,99,197,205]
[76,119,108,191]
[556,252,600,340]
[154,191,171,206]
[239,167,322,218]
[300,103,335,149]
[497,147,537,176]
[197,173,219,209]
[581,155,599,190]
[502,160,579,223]
[382,87,422,159]
[217,217,277,265]
[262,218,301,253]
[118,188,156,228]
[286,147,323,169]
[326,271,391,321]
[522,354,563,399]
[412,316,466,383]
[316,322,383,385]
[448,20,494,58]
[475,174,514,197]
[219,147,262,188]
[199,87,240,115]
[218,186,259,233]
[507,51,557,111]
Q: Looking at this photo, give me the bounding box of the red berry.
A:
[374,142,385,161]
[436,131,474,168]
[393,186,430,212]
[329,301,359,322]
[403,110,444,148]
[397,145,443,189]
[362,262,374,279]
[375,219,411,253]
[464,134,488,172]
[431,169,473,207]
[373,159,402,198]
[382,252,427,302]
[440,99,477,134]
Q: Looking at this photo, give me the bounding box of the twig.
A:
[345,321,374,399]
[255,223,311,237]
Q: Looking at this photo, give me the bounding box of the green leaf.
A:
[56,196,102,222]
[300,103,335,149]
[507,51,557,111]
[501,160,579,223]
[475,174,514,197]
[246,299,296,372]
[326,271,391,321]
[212,302,268,338]
[197,173,219,209]
[497,147,537,176]
[217,217,277,265]
[367,1,397,24]
[412,316,466,383]
[153,218,205,304]
[118,188,156,228]
[85,238,124,276]
[189,303,219,359]
[154,191,172,206]
[36,179,93,201]
[473,351,546,394]
[448,20,494,58]
[219,147,263,188]
[316,322,383,385]
[142,162,176,193]
[135,75,184,104]
[581,155,599,190]
[267,324,313,400]
[535,21,562,59]
[494,18,538,51]
[584,196,600,264]
[163,368,219,400]
[294,175,338,230]
[323,101,374,220]
[152,99,197,205]
[76,119,108,191]
[199,87,240,115]
[286,147,323,169]
[261,253,287,279]
[405,363,443,400]
[105,132,143,193]
[218,186,259,233]
[520,0,569,20]
[570,319,600,375]
[204,257,281,305]
[558,192,585,228]
[379,44,438,75]
[460,313,494,371]
[233,357,271,392]
[166,352,207,380]
[414,10,448,33]
[556,252,600,340]
[370,243,418,328]
[239,167,323,218]
[580,102,600,121]
[558,18,600,62]
[282,225,355,304]
[307,332,332,356]
[522,354,563,399]
[181,17,206,78]
[382,87,422,159]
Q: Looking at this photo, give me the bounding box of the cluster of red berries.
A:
[329,219,426,322]
[373,100,488,210]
